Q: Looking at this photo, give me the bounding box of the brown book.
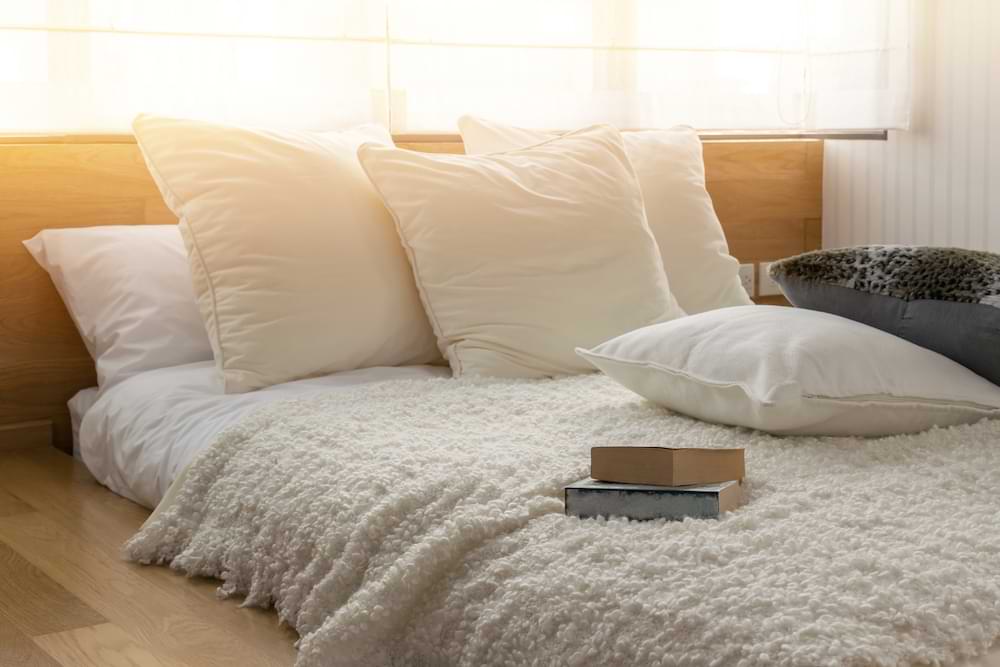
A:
[591,447,744,487]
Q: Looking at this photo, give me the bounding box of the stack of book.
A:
[565,447,745,521]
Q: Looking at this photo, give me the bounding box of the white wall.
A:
[823,0,1000,251]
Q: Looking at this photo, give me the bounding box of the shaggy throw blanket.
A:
[124,375,1000,667]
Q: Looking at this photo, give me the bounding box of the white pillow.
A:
[458,116,751,315]
[578,306,1000,437]
[23,225,213,389]
[358,124,686,378]
[133,114,440,393]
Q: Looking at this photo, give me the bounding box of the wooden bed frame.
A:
[0,134,822,452]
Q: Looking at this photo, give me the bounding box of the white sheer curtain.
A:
[0,0,387,132]
[0,0,912,134]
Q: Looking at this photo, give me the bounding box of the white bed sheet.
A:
[68,386,100,458]
[79,362,449,508]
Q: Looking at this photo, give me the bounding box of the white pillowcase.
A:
[133,114,440,393]
[358,124,686,378]
[23,225,212,389]
[458,116,751,315]
[578,306,1000,437]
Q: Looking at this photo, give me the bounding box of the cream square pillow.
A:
[133,115,440,393]
[578,306,1000,437]
[358,125,686,378]
[458,116,751,315]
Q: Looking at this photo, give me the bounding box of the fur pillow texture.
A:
[770,245,1000,386]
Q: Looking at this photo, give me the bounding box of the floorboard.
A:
[0,448,297,667]
[0,611,62,667]
[0,541,105,636]
[33,623,175,667]
[0,488,34,517]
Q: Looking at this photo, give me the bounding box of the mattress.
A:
[79,362,449,508]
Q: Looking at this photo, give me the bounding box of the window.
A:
[0,0,912,133]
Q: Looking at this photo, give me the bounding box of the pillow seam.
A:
[578,348,780,405]
[578,348,1000,412]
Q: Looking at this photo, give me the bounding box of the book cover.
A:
[591,446,744,487]
[564,478,742,521]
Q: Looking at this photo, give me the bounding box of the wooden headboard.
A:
[0,134,822,452]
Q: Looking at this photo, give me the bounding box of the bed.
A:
[0,132,822,453]
[76,362,449,508]
[9,133,1000,666]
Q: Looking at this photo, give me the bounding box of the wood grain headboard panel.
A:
[0,135,821,452]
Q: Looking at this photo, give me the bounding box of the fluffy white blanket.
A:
[124,375,1000,667]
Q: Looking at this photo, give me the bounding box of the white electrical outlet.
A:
[738,263,755,298]
[758,262,783,297]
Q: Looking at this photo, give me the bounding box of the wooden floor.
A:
[0,447,298,667]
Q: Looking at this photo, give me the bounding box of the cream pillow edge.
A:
[576,347,1000,414]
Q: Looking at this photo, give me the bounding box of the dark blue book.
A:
[564,478,741,521]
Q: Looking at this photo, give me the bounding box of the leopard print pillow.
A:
[770,246,1000,308]
[769,246,1000,386]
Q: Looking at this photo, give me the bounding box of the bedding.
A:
[133,114,440,393]
[127,374,1000,667]
[458,116,751,314]
[770,246,1000,385]
[358,124,685,378]
[23,225,212,389]
[68,386,99,457]
[79,362,448,508]
[578,306,1000,436]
